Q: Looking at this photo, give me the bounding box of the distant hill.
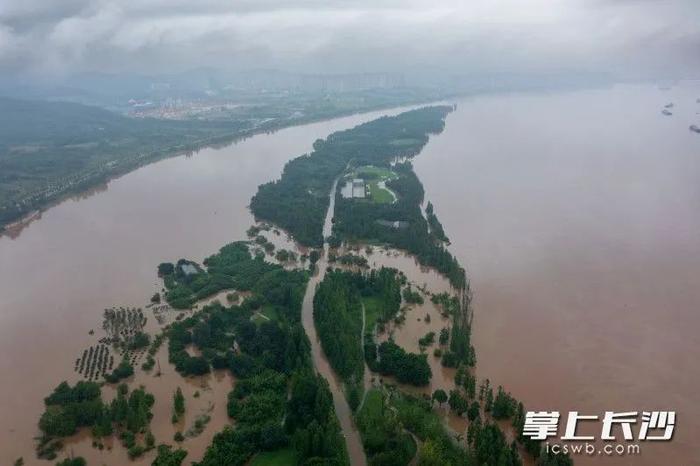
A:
[0,97,234,151]
[0,87,445,229]
[0,98,243,227]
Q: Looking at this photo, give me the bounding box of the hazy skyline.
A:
[1,0,699,80]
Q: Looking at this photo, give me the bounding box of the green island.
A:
[37,381,156,461]
[32,107,572,466]
[250,106,572,465]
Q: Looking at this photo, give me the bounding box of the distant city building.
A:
[300,73,405,92]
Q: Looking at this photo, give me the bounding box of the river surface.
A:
[1,84,698,466]
[0,106,416,465]
[413,83,700,465]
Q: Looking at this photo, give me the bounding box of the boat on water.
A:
[690,125,700,134]
[665,103,674,108]
[662,109,673,116]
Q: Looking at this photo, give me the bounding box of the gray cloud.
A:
[0,0,698,79]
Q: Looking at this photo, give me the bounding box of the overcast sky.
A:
[0,0,698,79]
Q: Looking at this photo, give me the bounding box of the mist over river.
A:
[1,84,698,465]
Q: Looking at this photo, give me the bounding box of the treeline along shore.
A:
[0,91,445,233]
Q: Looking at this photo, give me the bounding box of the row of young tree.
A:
[425,201,449,243]
[250,106,453,247]
[313,267,411,408]
[313,269,365,402]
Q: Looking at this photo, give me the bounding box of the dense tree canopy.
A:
[250,106,452,247]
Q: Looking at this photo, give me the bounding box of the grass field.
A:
[366,181,394,203]
[362,296,383,333]
[352,165,398,204]
[251,304,278,325]
[355,165,398,180]
[250,448,297,466]
[359,388,384,416]
[389,138,423,147]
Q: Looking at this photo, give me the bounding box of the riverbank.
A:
[0,97,450,235]
[0,106,431,465]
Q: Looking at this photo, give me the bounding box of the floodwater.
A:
[300,176,367,466]
[413,83,700,465]
[0,105,418,466]
[2,83,698,466]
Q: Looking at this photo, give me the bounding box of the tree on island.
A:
[432,389,448,407]
[173,387,185,423]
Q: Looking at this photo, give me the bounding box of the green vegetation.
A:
[198,367,348,466]
[431,292,461,316]
[0,98,249,229]
[389,391,472,465]
[39,381,103,439]
[334,162,466,289]
[172,387,185,423]
[439,327,450,345]
[356,389,416,466]
[314,267,404,406]
[103,358,134,383]
[165,243,308,376]
[129,331,150,350]
[425,202,449,243]
[56,458,86,466]
[418,331,436,348]
[0,89,446,230]
[402,285,424,304]
[335,253,369,268]
[431,389,448,407]
[250,448,297,466]
[354,165,398,180]
[313,269,365,407]
[368,340,431,386]
[250,106,452,246]
[366,180,396,204]
[156,241,349,466]
[37,381,155,460]
[152,444,188,466]
[159,241,307,310]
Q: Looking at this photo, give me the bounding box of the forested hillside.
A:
[0,98,244,227]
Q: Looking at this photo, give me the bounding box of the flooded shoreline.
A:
[0,105,421,465]
[414,83,700,465]
[300,176,367,466]
[1,84,698,465]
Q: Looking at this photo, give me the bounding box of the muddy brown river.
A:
[0,106,416,465]
[1,84,698,465]
[412,84,700,465]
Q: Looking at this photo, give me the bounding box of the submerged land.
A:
[27,107,572,466]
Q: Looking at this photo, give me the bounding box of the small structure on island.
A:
[376,219,409,229]
[180,263,198,275]
[351,178,366,198]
